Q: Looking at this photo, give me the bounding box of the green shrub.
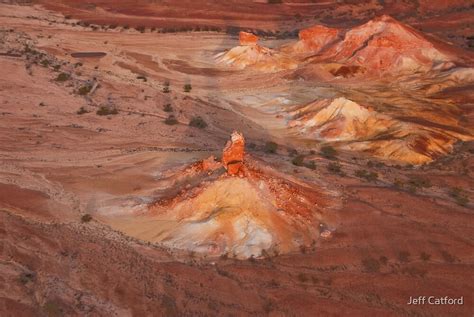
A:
[43,301,62,317]
[183,83,192,93]
[55,72,70,82]
[393,178,404,189]
[304,161,316,170]
[441,251,456,263]
[163,104,173,112]
[448,188,469,206]
[163,81,171,93]
[288,148,298,156]
[76,107,89,115]
[137,75,147,82]
[320,145,337,159]
[81,214,92,223]
[40,59,50,67]
[189,116,207,129]
[355,169,378,182]
[292,155,305,166]
[297,273,308,283]
[77,84,93,95]
[408,177,431,189]
[19,271,36,284]
[361,257,380,273]
[96,106,118,116]
[164,115,178,125]
[398,251,410,263]
[420,252,431,262]
[264,141,278,154]
[327,162,342,174]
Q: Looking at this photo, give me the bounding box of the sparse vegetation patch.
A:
[55,72,70,82]
[165,115,178,125]
[264,141,278,154]
[76,107,89,115]
[81,214,92,223]
[328,162,344,175]
[291,155,305,166]
[355,169,378,182]
[77,84,93,95]
[361,257,380,273]
[163,81,171,93]
[184,83,192,93]
[96,106,118,116]
[320,145,337,159]
[449,187,469,206]
[163,104,173,112]
[189,116,207,129]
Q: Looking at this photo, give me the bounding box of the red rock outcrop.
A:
[280,25,339,56]
[239,31,259,46]
[298,25,340,52]
[321,15,454,73]
[222,131,245,175]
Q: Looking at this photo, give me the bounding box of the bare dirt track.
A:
[0,2,473,317]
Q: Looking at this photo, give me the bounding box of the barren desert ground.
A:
[0,1,473,316]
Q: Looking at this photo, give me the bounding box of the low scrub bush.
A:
[327,162,343,175]
[81,214,92,223]
[408,177,432,189]
[76,107,89,115]
[355,169,378,182]
[264,141,278,154]
[55,72,70,82]
[165,115,178,125]
[420,252,431,262]
[189,116,207,129]
[292,155,305,166]
[320,145,337,159]
[305,161,316,170]
[449,187,469,206]
[96,106,118,116]
[183,83,192,93]
[77,84,93,95]
[441,251,456,263]
[40,59,50,67]
[163,104,173,112]
[361,257,380,273]
[398,251,410,263]
[163,81,171,93]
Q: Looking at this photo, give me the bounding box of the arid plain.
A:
[0,1,473,316]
